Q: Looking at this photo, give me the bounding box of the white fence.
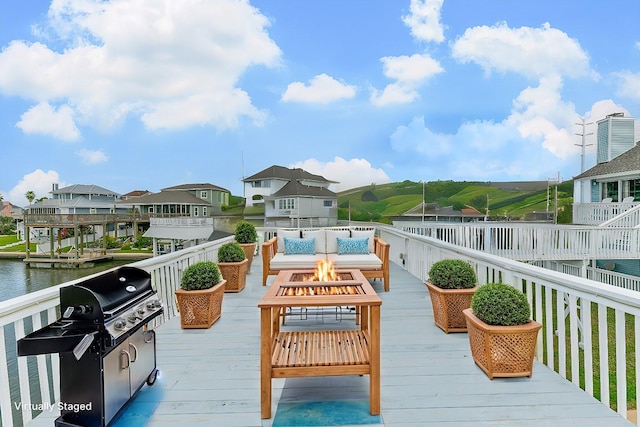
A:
[574,202,640,226]
[399,221,640,261]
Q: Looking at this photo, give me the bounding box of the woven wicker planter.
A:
[218,258,249,293]
[425,281,477,333]
[175,280,226,329]
[238,243,256,273]
[463,308,542,379]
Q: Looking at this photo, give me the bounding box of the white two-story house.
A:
[243,165,338,227]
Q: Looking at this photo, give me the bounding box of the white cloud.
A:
[402,0,445,43]
[390,116,452,156]
[451,22,596,80]
[76,149,108,164]
[281,74,356,104]
[614,71,640,102]
[16,102,80,141]
[291,157,391,192]
[0,0,281,134]
[8,170,63,207]
[371,54,443,106]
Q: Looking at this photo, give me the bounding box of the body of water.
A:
[0,258,133,303]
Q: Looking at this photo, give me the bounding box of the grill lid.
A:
[60,266,153,322]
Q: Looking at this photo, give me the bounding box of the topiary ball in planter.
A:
[428,259,476,289]
[218,242,247,263]
[180,261,222,290]
[234,221,258,244]
[471,282,531,326]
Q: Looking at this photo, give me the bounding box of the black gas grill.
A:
[18,266,163,427]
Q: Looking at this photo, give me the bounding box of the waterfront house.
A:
[243,165,338,227]
[122,183,231,255]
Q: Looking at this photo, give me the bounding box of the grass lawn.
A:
[0,235,19,246]
[0,243,38,252]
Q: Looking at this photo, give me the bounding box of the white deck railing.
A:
[3,225,640,425]
[399,221,640,261]
[573,202,639,226]
[377,224,640,422]
[0,235,233,427]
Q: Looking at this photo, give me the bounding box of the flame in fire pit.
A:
[306,259,338,282]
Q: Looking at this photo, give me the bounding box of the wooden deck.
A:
[27,262,633,426]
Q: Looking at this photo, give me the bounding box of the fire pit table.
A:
[258,269,382,419]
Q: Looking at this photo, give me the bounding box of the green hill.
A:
[337,180,574,224]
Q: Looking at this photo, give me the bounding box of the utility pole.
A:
[575,116,593,205]
[575,116,593,173]
[422,181,425,223]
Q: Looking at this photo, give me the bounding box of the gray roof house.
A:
[573,142,640,218]
[243,165,338,227]
[121,183,231,255]
[29,184,126,215]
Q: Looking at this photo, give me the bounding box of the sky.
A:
[0,0,639,207]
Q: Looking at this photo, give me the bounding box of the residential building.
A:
[29,184,126,215]
[0,201,22,218]
[243,165,338,227]
[574,142,640,206]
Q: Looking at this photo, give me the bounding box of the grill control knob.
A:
[136,306,146,316]
[146,301,156,310]
[127,313,138,323]
[114,318,127,330]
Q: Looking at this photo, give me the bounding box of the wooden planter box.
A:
[218,258,249,293]
[175,280,226,329]
[238,242,256,273]
[463,308,542,379]
[425,281,477,333]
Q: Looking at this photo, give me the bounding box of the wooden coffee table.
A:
[258,269,382,419]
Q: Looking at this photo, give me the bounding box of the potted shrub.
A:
[235,221,258,272]
[217,241,249,292]
[175,261,226,329]
[462,282,542,379]
[425,259,477,333]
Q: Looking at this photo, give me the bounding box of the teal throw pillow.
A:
[284,237,316,255]
[337,237,369,255]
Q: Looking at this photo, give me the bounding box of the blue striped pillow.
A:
[337,237,369,255]
[284,237,316,255]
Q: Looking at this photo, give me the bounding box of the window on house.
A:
[323,200,333,207]
[630,179,640,201]
[253,180,270,188]
[200,191,207,198]
[194,207,199,216]
[278,198,295,209]
[604,182,619,202]
[203,207,208,216]
[89,208,96,214]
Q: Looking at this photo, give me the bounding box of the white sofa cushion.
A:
[302,229,326,254]
[270,253,326,270]
[327,253,382,269]
[325,229,350,254]
[351,229,375,253]
[277,229,301,253]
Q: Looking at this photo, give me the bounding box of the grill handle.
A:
[120,349,131,370]
[129,343,139,363]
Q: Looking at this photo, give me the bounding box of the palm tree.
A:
[25,190,35,206]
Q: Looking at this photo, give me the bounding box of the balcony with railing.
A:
[3,224,640,426]
[573,202,640,226]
